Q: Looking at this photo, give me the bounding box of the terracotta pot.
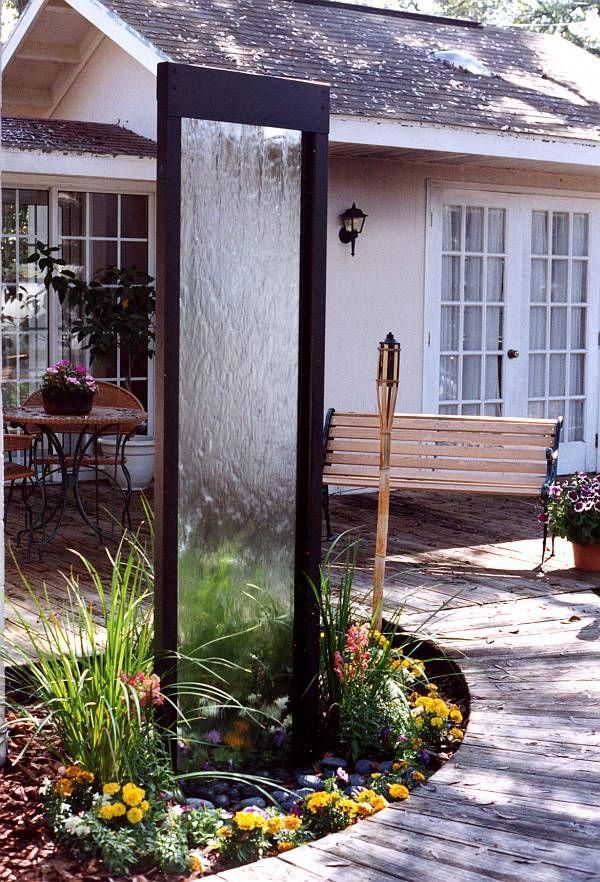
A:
[572,542,600,572]
[42,388,95,416]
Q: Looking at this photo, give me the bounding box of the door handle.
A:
[507,349,520,359]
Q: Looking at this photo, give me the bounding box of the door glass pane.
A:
[463,305,482,350]
[571,261,587,303]
[464,256,482,301]
[573,214,588,257]
[465,207,484,252]
[1,189,49,405]
[440,305,459,350]
[550,260,568,302]
[569,399,584,441]
[550,307,567,349]
[487,208,505,253]
[570,354,584,395]
[552,212,569,255]
[487,258,504,302]
[529,307,546,350]
[442,255,460,301]
[462,356,481,399]
[485,354,502,399]
[549,353,566,396]
[486,306,503,350]
[90,192,118,237]
[530,259,547,303]
[528,354,545,398]
[443,205,462,251]
[532,211,548,255]
[177,119,301,763]
[439,354,458,401]
[571,308,586,349]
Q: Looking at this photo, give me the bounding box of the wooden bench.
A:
[322,410,562,551]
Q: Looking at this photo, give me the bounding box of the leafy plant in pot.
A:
[41,361,98,415]
[544,472,600,571]
[27,242,156,488]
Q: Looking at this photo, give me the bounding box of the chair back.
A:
[23,381,144,411]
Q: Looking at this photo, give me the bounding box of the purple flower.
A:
[205,728,222,744]
[67,376,80,385]
[418,749,431,765]
[75,364,86,373]
[549,484,562,497]
[574,501,584,512]
[538,512,549,524]
[272,727,287,748]
[568,491,579,502]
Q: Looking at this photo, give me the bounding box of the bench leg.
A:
[542,521,548,564]
[322,485,333,542]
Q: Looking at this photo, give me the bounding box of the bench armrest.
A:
[323,407,335,462]
[541,416,563,499]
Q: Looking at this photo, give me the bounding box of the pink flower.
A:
[67,376,80,385]
[333,650,345,682]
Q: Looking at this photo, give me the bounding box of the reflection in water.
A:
[178,119,301,765]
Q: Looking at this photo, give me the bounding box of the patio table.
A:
[4,404,147,553]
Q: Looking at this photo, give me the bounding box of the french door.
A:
[426,187,600,473]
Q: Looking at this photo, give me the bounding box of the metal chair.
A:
[4,432,39,554]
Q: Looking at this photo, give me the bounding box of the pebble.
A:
[185,798,215,810]
[378,761,393,773]
[355,759,377,776]
[343,785,365,798]
[214,795,230,809]
[297,774,324,791]
[238,797,267,810]
[348,774,366,787]
[320,757,347,771]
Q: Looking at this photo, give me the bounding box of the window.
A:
[59,191,150,410]
[1,188,49,405]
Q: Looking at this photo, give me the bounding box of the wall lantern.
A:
[339,202,367,256]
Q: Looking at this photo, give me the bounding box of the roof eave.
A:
[2,146,156,181]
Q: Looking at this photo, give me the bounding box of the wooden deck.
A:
[216,489,600,882]
[5,487,600,880]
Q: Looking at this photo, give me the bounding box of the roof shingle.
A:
[1,116,157,157]
[100,0,600,142]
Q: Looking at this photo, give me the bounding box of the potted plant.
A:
[41,361,98,415]
[544,472,600,571]
[27,242,156,488]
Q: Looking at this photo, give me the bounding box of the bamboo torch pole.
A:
[373,332,401,630]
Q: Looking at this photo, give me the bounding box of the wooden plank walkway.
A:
[5,487,600,880]
[214,489,600,882]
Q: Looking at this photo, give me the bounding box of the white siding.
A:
[53,38,156,140]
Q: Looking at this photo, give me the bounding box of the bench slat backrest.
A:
[323,412,559,494]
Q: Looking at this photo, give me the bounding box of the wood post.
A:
[373,333,400,629]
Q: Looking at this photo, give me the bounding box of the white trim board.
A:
[1,149,156,182]
[330,117,600,171]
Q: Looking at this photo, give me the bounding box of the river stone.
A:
[343,786,365,799]
[186,798,215,810]
[355,759,377,776]
[214,795,230,808]
[295,787,316,800]
[348,774,366,787]
[320,756,347,772]
[210,782,230,796]
[378,760,393,773]
[297,774,324,791]
[238,797,267,810]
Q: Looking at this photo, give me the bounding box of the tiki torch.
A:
[373,332,401,629]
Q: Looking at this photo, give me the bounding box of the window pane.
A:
[121,240,148,272]
[571,261,587,303]
[462,403,480,415]
[486,306,503,350]
[485,354,502,399]
[552,212,569,255]
[442,255,460,301]
[91,240,118,277]
[484,402,502,416]
[2,189,15,235]
[570,353,585,396]
[549,353,566,396]
[443,205,462,251]
[439,355,458,401]
[462,355,481,399]
[1,238,17,282]
[487,257,504,302]
[550,307,567,349]
[573,214,588,257]
[528,400,545,418]
[61,239,85,277]
[550,260,568,302]
[465,207,484,252]
[59,191,86,237]
[91,192,118,237]
[532,211,548,255]
[121,194,148,239]
[528,354,545,398]
[530,258,547,303]
[570,308,586,350]
[440,305,459,350]
[463,305,482,350]
[18,189,48,241]
[439,404,458,414]
[464,256,482,301]
[529,306,546,350]
[568,399,584,441]
[487,208,505,253]
[548,399,565,420]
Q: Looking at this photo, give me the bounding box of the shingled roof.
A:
[1,116,157,157]
[97,0,600,142]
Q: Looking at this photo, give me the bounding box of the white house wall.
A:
[325,156,600,416]
[53,38,156,140]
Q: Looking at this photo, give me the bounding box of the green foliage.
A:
[25,240,155,389]
[546,472,600,544]
[10,533,156,783]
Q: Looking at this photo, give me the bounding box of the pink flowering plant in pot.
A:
[41,360,98,415]
[545,473,600,570]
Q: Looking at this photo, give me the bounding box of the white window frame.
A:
[424,182,600,472]
[2,173,156,435]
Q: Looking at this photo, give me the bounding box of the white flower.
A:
[39,777,51,796]
[64,815,91,837]
[168,804,184,818]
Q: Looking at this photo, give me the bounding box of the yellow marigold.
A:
[389,659,402,671]
[432,699,449,717]
[98,804,115,821]
[400,659,411,669]
[370,795,387,812]
[77,770,94,784]
[103,782,120,796]
[216,826,232,838]
[339,798,359,816]
[140,800,150,813]
[411,664,425,678]
[65,765,81,779]
[392,761,407,771]
[388,783,409,800]
[112,802,127,817]
[189,850,207,873]
[127,807,143,824]
[283,814,302,831]
[430,716,443,728]
[355,801,373,816]
[409,691,419,703]
[411,738,422,749]
[278,841,296,853]
[306,791,332,812]
[426,683,438,692]
[267,816,283,834]
[122,782,145,807]
[450,708,463,723]
[234,811,267,831]
[450,727,464,740]
[54,778,73,797]
[412,771,426,782]
[357,788,377,803]
[371,772,382,779]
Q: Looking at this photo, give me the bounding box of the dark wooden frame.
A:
[155,62,330,758]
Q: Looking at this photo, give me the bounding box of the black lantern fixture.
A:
[339,202,367,256]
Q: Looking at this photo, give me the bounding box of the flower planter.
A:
[99,435,155,490]
[572,542,600,572]
[42,388,95,416]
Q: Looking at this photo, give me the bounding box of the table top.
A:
[4,405,147,434]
